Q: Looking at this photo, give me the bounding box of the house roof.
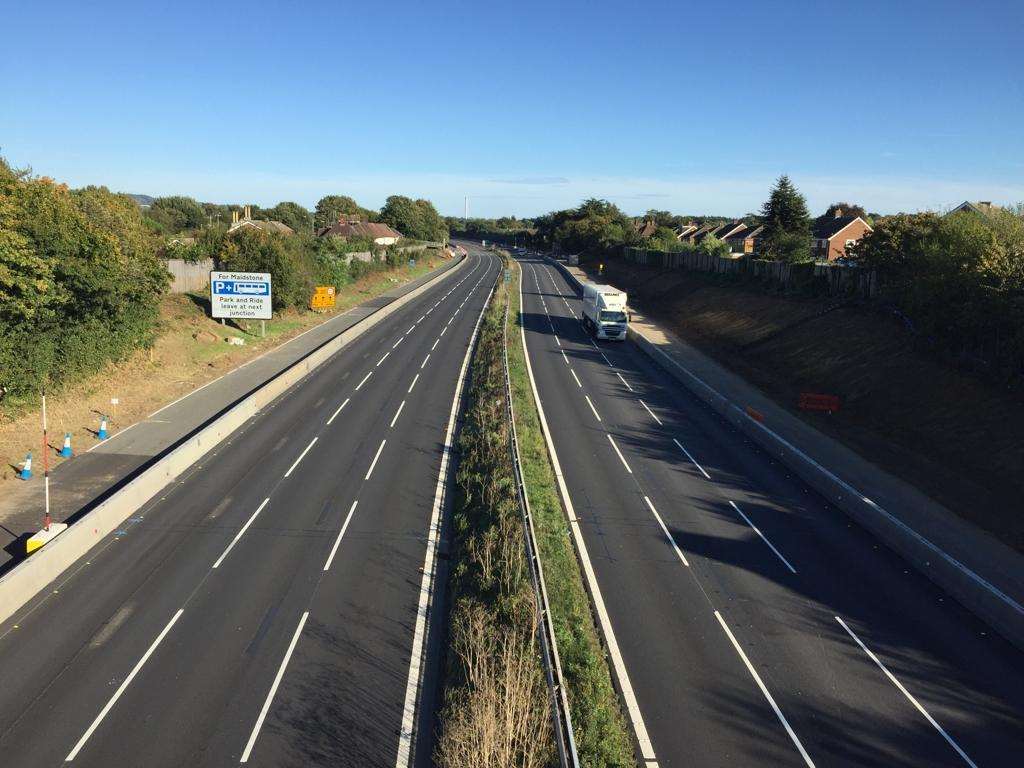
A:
[948,200,1001,216]
[318,219,403,241]
[690,223,719,242]
[812,215,872,240]
[634,219,658,239]
[228,219,295,236]
[714,221,747,240]
[723,224,756,242]
[675,223,698,238]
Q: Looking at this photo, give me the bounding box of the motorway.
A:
[0,249,499,767]
[516,254,1024,767]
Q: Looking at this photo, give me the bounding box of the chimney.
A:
[834,208,843,218]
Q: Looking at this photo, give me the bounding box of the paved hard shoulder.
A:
[0,257,464,570]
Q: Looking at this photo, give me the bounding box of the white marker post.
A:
[42,390,50,530]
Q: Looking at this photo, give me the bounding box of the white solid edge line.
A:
[355,371,372,390]
[518,262,658,765]
[644,496,690,567]
[607,434,633,474]
[637,334,1024,618]
[408,373,420,393]
[323,501,358,571]
[213,498,271,569]
[834,617,978,767]
[365,439,387,480]
[66,608,185,761]
[391,400,406,428]
[729,501,797,574]
[395,253,496,767]
[326,397,350,425]
[570,369,583,389]
[715,611,816,767]
[421,354,430,369]
[240,611,309,763]
[673,438,711,479]
[617,372,634,392]
[585,395,602,422]
[284,437,318,478]
[640,399,663,425]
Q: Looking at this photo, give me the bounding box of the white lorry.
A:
[581,283,629,340]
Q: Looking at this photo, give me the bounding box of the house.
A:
[725,224,763,254]
[947,200,1001,216]
[317,216,403,246]
[227,206,295,236]
[710,221,747,241]
[684,223,719,244]
[811,209,873,261]
[675,223,699,240]
[634,218,658,239]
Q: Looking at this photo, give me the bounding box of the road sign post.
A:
[210,272,273,321]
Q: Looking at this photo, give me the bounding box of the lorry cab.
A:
[582,283,629,341]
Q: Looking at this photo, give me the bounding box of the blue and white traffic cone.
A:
[97,416,108,441]
[60,432,73,458]
[19,452,32,480]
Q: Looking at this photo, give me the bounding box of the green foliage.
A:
[853,209,1024,384]
[699,233,730,258]
[821,201,868,221]
[533,198,639,257]
[0,156,169,399]
[380,195,448,242]
[760,175,811,262]
[313,194,372,228]
[145,195,206,234]
[263,201,312,234]
[216,228,315,310]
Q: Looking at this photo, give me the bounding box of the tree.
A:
[759,176,811,262]
[217,228,314,310]
[145,195,206,233]
[314,195,368,228]
[265,201,313,234]
[379,196,448,241]
[821,202,867,221]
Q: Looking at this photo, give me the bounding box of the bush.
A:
[0,158,168,401]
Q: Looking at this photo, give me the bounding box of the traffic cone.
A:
[60,432,73,458]
[98,415,108,440]
[19,452,32,480]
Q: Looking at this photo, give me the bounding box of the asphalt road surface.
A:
[0,250,500,767]
[516,253,1024,767]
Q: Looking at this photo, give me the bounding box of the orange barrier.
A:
[745,406,765,423]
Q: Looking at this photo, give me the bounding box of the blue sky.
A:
[2,0,1021,217]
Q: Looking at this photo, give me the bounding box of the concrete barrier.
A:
[547,256,1024,652]
[0,255,467,627]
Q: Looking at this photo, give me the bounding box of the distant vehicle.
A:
[582,283,628,340]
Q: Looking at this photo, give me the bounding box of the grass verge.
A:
[0,255,446,482]
[435,262,555,767]
[506,260,637,766]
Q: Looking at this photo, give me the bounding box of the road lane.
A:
[0,251,499,767]
[518,254,1024,766]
